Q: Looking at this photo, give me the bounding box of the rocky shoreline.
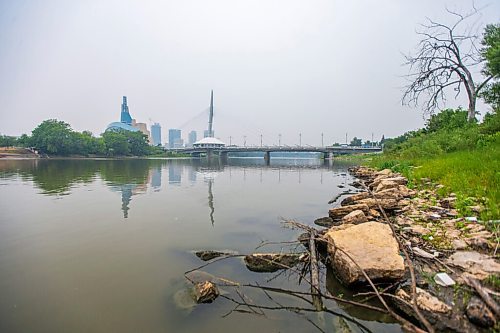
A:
[315,166,499,332]
[185,165,499,332]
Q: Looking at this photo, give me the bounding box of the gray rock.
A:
[195,250,231,261]
[244,253,303,273]
[314,216,341,227]
[451,239,468,250]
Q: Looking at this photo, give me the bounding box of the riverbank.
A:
[0,147,190,160]
[319,165,499,331]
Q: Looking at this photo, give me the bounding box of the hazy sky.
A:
[1,0,499,146]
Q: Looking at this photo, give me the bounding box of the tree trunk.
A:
[468,94,477,122]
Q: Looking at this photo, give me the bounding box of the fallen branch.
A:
[309,230,323,311]
[464,276,500,317]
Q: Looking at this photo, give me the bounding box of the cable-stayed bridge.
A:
[167,91,382,161]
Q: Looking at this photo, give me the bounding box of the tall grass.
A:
[368,121,500,221]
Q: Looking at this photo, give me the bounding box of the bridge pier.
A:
[323,151,333,166]
[219,151,228,163]
[264,151,270,165]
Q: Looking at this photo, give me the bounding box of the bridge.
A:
[167,145,382,163]
[165,90,383,163]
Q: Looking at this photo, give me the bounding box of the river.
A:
[0,158,400,333]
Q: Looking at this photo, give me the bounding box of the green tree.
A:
[480,24,500,110]
[127,131,149,156]
[0,135,17,147]
[17,134,31,147]
[349,137,362,146]
[102,130,130,156]
[425,108,470,133]
[30,119,75,155]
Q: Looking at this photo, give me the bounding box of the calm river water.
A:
[0,158,400,333]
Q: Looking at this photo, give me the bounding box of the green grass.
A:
[367,135,500,221]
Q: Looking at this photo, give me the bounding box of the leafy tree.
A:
[102,130,130,156]
[403,9,494,122]
[0,135,17,147]
[425,108,470,133]
[17,134,31,147]
[30,119,75,155]
[349,137,362,146]
[127,131,149,156]
[480,24,500,110]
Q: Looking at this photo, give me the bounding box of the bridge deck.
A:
[167,146,382,155]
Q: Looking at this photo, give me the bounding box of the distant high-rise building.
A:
[131,119,152,144]
[151,123,162,146]
[168,129,181,148]
[173,138,184,148]
[120,96,132,125]
[188,130,197,145]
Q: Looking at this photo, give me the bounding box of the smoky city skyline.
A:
[1,0,499,146]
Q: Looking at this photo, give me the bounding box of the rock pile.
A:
[318,166,499,331]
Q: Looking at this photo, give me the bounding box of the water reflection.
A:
[0,158,354,220]
[150,166,161,190]
[0,157,402,333]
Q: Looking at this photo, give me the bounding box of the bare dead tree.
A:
[403,7,494,122]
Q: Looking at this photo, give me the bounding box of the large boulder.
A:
[325,222,405,285]
[329,203,370,220]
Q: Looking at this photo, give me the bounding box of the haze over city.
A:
[1,0,499,146]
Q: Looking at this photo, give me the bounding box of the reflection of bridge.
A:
[167,145,382,163]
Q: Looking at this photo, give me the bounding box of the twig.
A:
[220,294,375,333]
[464,276,500,316]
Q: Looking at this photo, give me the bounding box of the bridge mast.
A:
[208,90,214,137]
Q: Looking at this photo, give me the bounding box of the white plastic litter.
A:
[434,272,455,287]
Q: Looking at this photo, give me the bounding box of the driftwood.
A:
[309,230,323,311]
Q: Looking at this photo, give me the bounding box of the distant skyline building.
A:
[106,96,153,145]
[151,123,161,146]
[106,96,139,133]
[168,129,181,148]
[188,130,197,146]
[120,96,132,125]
